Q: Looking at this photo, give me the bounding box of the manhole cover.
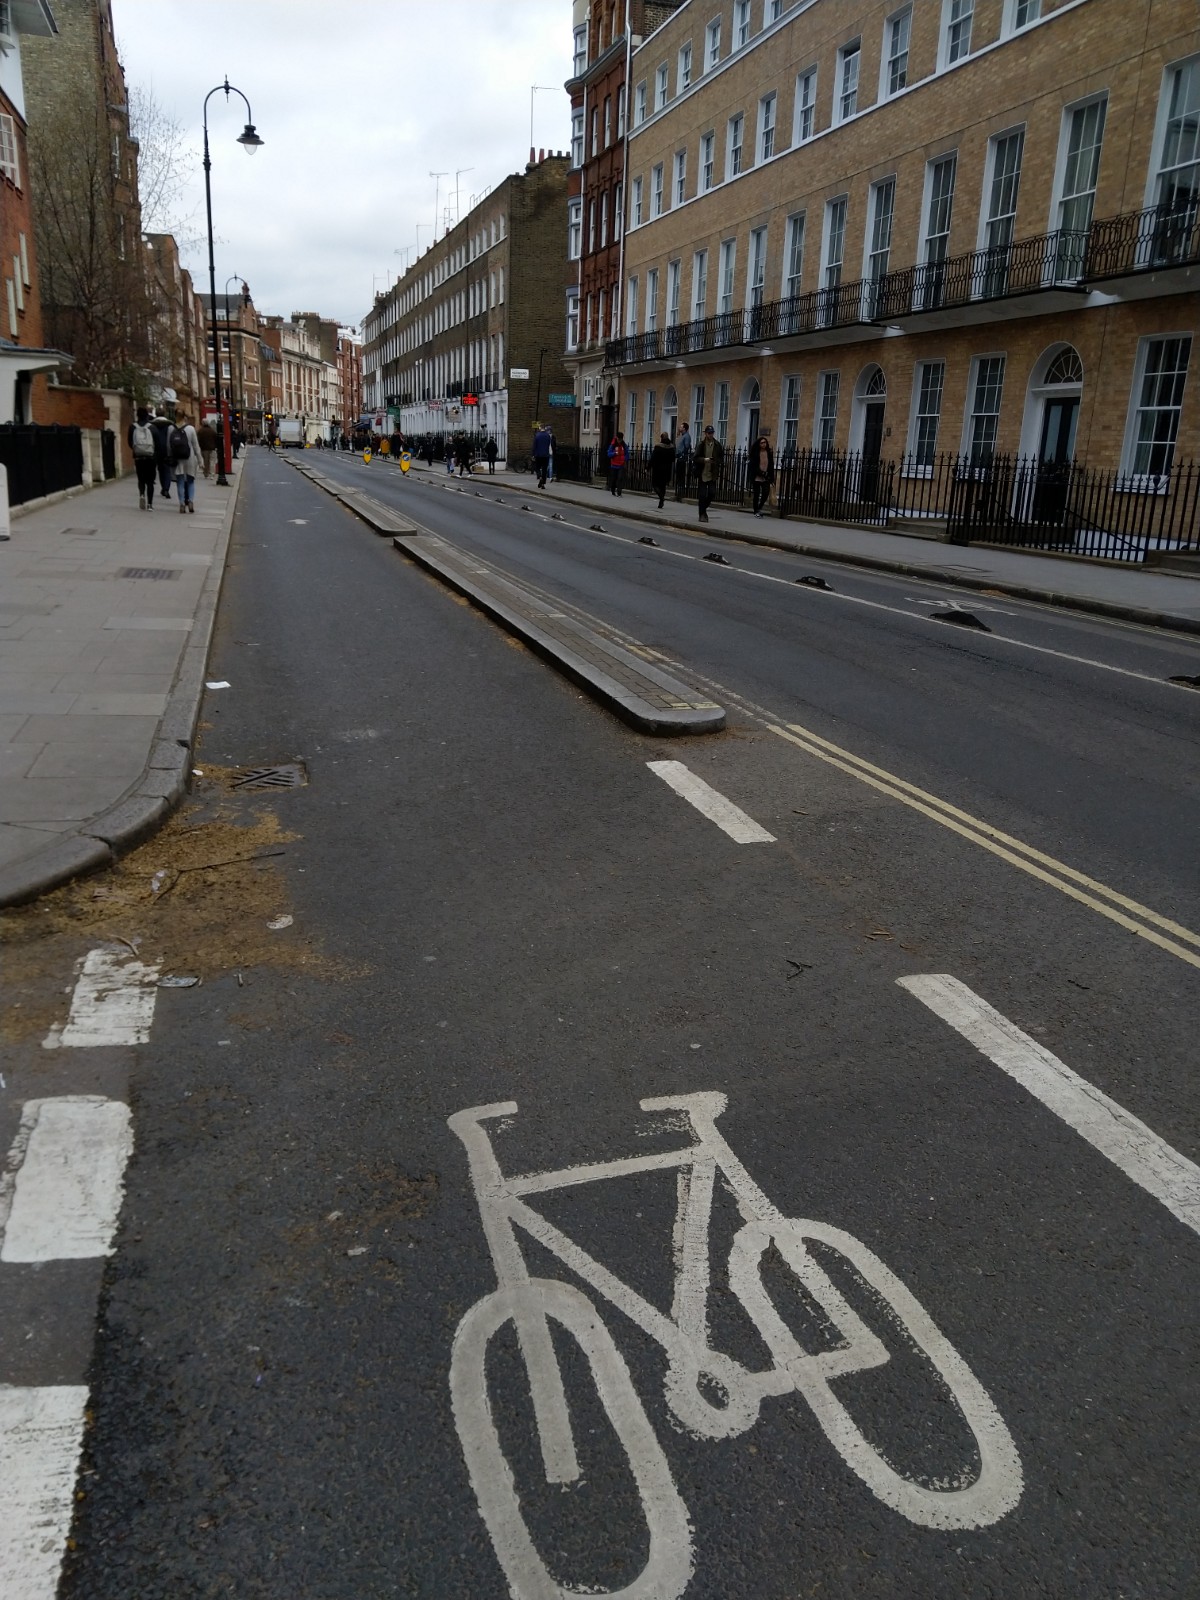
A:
[230,762,308,791]
[118,567,180,580]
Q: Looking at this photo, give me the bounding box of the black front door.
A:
[1032,396,1079,524]
[859,401,885,501]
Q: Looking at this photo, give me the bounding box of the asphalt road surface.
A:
[8,447,1200,1599]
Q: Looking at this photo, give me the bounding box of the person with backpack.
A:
[151,413,173,499]
[169,413,202,513]
[128,407,159,510]
[606,431,627,496]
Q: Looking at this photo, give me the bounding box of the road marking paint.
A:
[1,1097,133,1261]
[0,1384,90,1600]
[647,760,775,843]
[900,974,1200,1235]
[767,721,1200,970]
[43,946,161,1049]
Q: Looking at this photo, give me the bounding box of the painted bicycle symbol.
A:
[450,1092,1022,1599]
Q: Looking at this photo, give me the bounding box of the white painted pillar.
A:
[0,461,9,540]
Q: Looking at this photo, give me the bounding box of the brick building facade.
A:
[608,0,1198,482]
[362,152,573,455]
[145,235,207,419]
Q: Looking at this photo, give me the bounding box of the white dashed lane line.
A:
[647,760,776,844]
[1,1097,134,1263]
[42,946,160,1048]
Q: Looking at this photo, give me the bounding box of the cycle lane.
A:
[6,460,1192,1599]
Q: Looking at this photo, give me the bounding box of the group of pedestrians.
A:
[602,419,775,523]
[127,408,203,513]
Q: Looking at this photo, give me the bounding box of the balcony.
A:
[874,228,1091,331]
[1084,202,1200,299]
[605,284,881,369]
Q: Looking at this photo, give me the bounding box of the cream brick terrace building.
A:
[362,152,572,453]
[609,0,1199,484]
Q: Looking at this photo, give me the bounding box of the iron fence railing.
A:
[0,423,85,507]
[1084,201,1200,279]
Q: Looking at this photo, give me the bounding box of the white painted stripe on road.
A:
[900,974,1200,1235]
[0,1383,90,1600]
[647,761,775,844]
[1,1097,134,1261]
[43,946,160,1049]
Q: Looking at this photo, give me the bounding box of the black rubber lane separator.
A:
[931,609,991,632]
[796,574,833,590]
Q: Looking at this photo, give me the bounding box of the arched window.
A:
[1043,347,1083,385]
[864,366,887,397]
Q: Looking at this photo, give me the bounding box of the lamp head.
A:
[237,124,264,153]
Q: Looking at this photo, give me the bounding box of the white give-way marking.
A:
[647,761,776,844]
[0,1384,91,1600]
[1,1096,134,1262]
[43,946,160,1048]
[901,974,1200,1236]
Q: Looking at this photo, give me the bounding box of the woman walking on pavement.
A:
[650,432,674,509]
[128,407,158,510]
[170,413,202,513]
[750,432,775,517]
[606,431,627,495]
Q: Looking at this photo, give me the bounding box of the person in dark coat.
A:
[694,426,724,523]
[128,407,158,509]
[750,432,775,517]
[532,423,553,488]
[650,432,675,509]
[485,437,499,473]
[150,413,173,499]
[673,421,692,501]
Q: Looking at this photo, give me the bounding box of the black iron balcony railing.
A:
[751,277,878,340]
[1084,201,1200,280]
[874,227,1092,319]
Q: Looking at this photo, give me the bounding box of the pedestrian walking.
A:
[128,406,158,510]
[532,422,553,488]
[196,419,219,479]
[485,437,499,474]
[169,413,202,514]
[457,436,473,476]
[606,431,627,496]
[650,432,675,509]
[445,439,456,475]
[750,432,775,518]
[694,426,723,523]
[673,421,692,501]
[151,413,173,499]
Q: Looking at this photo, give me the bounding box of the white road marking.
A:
[900,974,1200,1235]
[1,1097,134,1261]
[0,1384,90,1600]
[647,760,775,843]
[43,947,160,1049]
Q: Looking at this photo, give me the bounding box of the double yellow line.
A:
[767,720,1200,971]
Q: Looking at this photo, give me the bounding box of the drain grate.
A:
[230,761,308,791]
[118,566,180,580]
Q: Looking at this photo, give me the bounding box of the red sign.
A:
[462,392,479,407]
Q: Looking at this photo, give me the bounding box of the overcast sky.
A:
[113,0,573,331]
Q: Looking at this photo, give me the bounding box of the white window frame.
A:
[678,42,692,92]
[0,113,20,185]
[747,226,768,309]
[651,162,665,217]
[568,199,582,260]
[780,375,801,453]
[692,382,706,436]
[793,68,817,144]
[566,292,580,352]
[614,180,624,240]
[821,196,848,290]
[645,388,657,446]
[646,268,660,333]
[715,380,730,442]
[631,175,644,226]
[727,113,745,178]
[864,177,896,314]
[635,81,647,126]
[692,249,709,319]
[757,93,777,163]
[907,360,946,468]
[573,24,587,76]
[782,212,805,298]
[591,106,599,156]
[587,198,596,253]
[604,96,612,147]
[1146,55,1200,217]
[705,16,721,72]
[600,189,609,248]
[1121,334,1193,480]
[941,0,974,69]
[837,40,861,123]
[815,371,840,452]
[626,275,639,336]
[765,0,784,21]
[700,130,715,191]
[674,148,687,205]
[655,62,669,112]
[964,353,1006,462]
[718,238,736,315]
[1005,0,1041,32]
[734,0,751,49]
[979,128,1025,254]
[617,84,627,138]
[1049,95,1107,281]
[882,6,912,99]
[667,259,682,326]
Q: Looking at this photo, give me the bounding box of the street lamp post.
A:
[202,77,263,486]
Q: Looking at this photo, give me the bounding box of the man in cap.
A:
[693,425,724,523]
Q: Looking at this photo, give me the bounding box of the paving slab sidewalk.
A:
[0,465,242,906]
[392,457,1200,634]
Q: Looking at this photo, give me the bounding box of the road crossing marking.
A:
[43,946,161,1048]
[766,721,1200,971]
[901,974,1200,1235]
[0,1384,91,1600]
[1,1097,134,1262]
[647,761,776,844]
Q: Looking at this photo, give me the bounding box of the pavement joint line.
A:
[0,468,247,908]
[290,459,724,734]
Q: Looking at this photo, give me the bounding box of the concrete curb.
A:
[464,472,1200,639]
[287,457,723,734]
[0,467,246,908]
[391,534,725,736]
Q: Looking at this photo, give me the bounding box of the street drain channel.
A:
[230,762,309,791]
[118,567,180,580]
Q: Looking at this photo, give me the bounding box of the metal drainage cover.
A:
[118,567,180,580]
[230,762,308,791]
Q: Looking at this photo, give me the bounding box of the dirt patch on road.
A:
[1,771,365,1042]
